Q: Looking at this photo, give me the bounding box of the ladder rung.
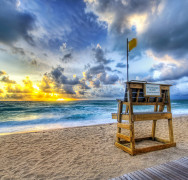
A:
[117,123,131,130]
[117,133,131,142]
[115,142,132,155]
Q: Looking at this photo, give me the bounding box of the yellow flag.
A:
[129,38,137,52]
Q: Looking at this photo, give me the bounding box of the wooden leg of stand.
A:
[116,102,123,143]
[125,105,129,113]
[130,121,135,155]
[152,104,158,140]
[152,120,157,140]
[168,118,174,143]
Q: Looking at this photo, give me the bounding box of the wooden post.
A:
[152,104,158,140]
[167,89,171,112]
[128,84,135,154]
[117,101,123,143]
[167,89,174,143]
[125,105,129,113]
[168,118,174,143]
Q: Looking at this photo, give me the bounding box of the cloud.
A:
[98,72,119,85]
[0,0,36,45]
[84,64,119,87]
[0,48,7,52]
[90,86,124,98]
[116,62,126,68]
[59,43,67,52]
[39,74,54,93]
[11,46,26,56]
[85,0,160,52]
[92,44,114,64]
[85,0,188,59]
[143,0,188,58]
[61,53,72,63]
[51,66,80,85]
[145,61,188,82]
[31,59,37,66]
[1,76,16,84]
[49,66,90,95]
[0,70,6,76]
[62,85,76,94]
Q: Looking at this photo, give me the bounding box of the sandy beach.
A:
[0,116,188,180]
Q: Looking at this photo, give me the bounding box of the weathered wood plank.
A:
[112,157,188,180]
[154,137,170,144]
[135,137,151,142]
[161,86,169,90]
[130,83,143,89]
[116,133,131,142]
[136,89,140,102]
[112,113,129,120]
[134,113,172,121]
[117,123,131,130]
[162,163,188,179]
[115,142,132,155]
[132,102,166,105]
[135,143,176,154]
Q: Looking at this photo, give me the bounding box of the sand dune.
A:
[0,116,188,180]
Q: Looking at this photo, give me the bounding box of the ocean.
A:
[0,100,188,135]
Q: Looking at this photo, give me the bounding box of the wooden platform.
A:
[111,157,188,180]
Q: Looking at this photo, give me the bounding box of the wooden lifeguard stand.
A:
[112,81,176,155]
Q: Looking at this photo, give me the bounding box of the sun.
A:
[33,84,40,91]
[57,98,65,101]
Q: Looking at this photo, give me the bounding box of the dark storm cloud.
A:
[49,66,91,95]
[143,0,188,59]
[98,72,119,85]
[89,64,105,75]
[87,0,188,59]
[85,0,188,82]
[62,85,76,94]
[78,91,85,95]
[116,63,126,68]
[51,66,65,81]
[85,0,161,52]
[84,64,119,87]
[92,46,114,64]
[51,67,80,85]
[0,0,36,45]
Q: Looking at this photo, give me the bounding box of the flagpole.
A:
[124,38,129,102]
[127,38,129,82]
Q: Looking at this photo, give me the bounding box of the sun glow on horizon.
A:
[0,74,80,101]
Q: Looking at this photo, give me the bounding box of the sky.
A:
[0,0,188,101]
